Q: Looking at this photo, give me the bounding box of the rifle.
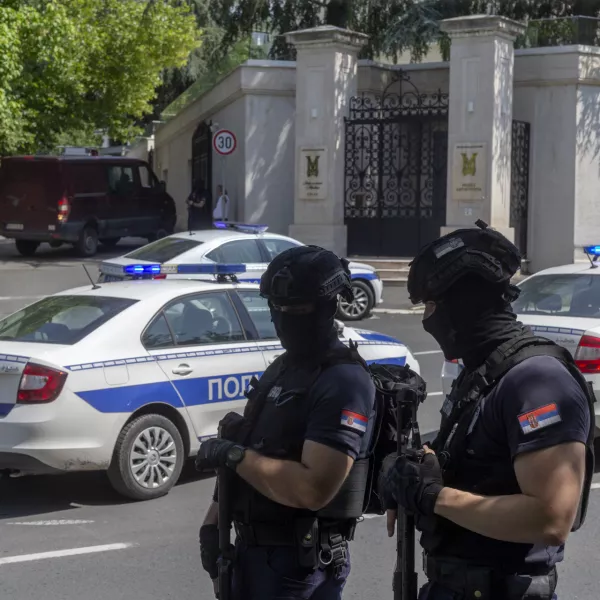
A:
[216,466,234,600]
[392,386,422,600]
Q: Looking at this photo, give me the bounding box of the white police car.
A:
[0,264,418,501]
[97,222,383,321]
[441,246,600,434]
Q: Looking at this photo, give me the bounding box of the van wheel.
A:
[15,240,39,257]
[76,226,98,257]
[100,237,120,249]
[107,414,184,501]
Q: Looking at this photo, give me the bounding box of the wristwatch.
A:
[225,445,246,471]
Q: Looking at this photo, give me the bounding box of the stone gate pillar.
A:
[440,15,526,241]
[285,25,368,257]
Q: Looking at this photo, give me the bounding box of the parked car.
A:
[98,222,384,321]
[441,249,600,435]
[0,263,417,500]
[0,155,175,258]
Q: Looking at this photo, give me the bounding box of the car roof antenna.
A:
[82,264,101,289]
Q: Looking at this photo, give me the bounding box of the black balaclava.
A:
[423,274,526,369]
[269,298,339,359]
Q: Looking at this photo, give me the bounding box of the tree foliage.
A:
[209,0,600,63]
[0,0,199,155]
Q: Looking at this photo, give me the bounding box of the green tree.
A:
[208,0,600,63]
[0,0,199,155]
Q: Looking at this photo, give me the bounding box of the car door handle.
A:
[268,354,281,365]
[172,364,193,376]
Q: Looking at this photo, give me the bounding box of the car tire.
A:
[147,227,170,244]
[100,237,121,249]
[15,240,39,257]
[337,280,375,321]
[75,226,99,257]
[107,413,185,501]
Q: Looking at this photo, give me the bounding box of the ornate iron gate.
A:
[344,72,449,257]
[510,120,531,258]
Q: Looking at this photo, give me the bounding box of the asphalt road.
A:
[0,240,599,600]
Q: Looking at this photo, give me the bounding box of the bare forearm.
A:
[435,487,569,546]
[236,449,324,510]
[203,501,219,526]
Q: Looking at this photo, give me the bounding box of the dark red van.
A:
[0,156,176,257]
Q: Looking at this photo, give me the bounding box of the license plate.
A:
[5,223,23,231]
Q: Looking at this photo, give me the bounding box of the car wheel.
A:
[147,227,170,243]
[76,226,99,257]
[107,414,184,501]
[100,237,121,249]
[15,240,39,257]
[337,280,374,321]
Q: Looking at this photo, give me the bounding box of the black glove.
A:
[199,524,220,580]
[195,438,237,471]
[218,411,245,440]
[384,449,444,517]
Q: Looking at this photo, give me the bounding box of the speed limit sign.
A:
[213,129,237,155]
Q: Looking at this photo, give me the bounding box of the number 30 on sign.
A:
[213,130,237,156]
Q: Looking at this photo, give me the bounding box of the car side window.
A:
[142,314,174,349]
[262,238,300,260]
[138,164,157,189]
[107,166,135,195]
[159,291,245,347]
[237,290,277,340]
[206,240,263,264]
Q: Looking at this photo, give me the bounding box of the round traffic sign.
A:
[213,129,237,155]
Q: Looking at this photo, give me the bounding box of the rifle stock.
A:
[217,467,234,600]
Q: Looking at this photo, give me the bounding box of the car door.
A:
[135,162,163,234]
[141,290,268,440]
[106,164,137,237]
[206,239,268,284]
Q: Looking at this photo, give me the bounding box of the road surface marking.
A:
[373,308,425,315]
[428,392,444,396]
[414,350,443,356]
[0,295,44,301]
[0,543,134,566]
[5,520,94,526]
[591,483,600,490]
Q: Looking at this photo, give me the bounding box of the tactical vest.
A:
[424,334,596,553]
[228,343,374,525]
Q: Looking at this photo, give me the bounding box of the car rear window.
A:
[0,160,62,207]
[513,274,600,318]
[0,296,138,345]
[126,238,203,263]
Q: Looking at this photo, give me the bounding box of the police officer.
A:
[196,245,376,599]
[383,222,594,600]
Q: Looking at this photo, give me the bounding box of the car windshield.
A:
[125,238,203,263]
[0,295,137,344]
[512,273,600,318]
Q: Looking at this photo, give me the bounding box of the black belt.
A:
[234,522,296,546]
[424,555,557,600]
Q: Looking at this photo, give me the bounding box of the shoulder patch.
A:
[518,403,562,435]
[340,409,368,434]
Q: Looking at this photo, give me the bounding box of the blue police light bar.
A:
[123,263,247,275]
[584,245,600,257]
[213,221,269,234]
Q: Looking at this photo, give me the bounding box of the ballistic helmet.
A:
[407,220,522,304]
[260,245,354,306]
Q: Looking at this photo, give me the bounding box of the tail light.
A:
[575,335,600,373]
[17,363,67,403]
[57,196,71,223]
[152,274,167,280]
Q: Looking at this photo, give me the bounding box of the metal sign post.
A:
[213,129,237,221]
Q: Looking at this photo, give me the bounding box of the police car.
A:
[0,264,418,501]
[97,222,383,321]
[441,246,600,434]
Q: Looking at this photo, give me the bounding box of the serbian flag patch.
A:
[518,403,562,435]
[340,410,368,433]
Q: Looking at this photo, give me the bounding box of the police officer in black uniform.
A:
[196,246,376,599]
[383,222,595,600]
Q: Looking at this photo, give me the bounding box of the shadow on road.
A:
[0,461,213,520]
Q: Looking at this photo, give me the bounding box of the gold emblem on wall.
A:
[461,152,477,176]
[306,155,320,177]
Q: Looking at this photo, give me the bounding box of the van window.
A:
[139,165,158,189]
[67,163,108,195]
[107,166,135,195]
[0,160,62,209]
[0,296,137,345]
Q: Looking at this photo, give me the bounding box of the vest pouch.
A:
[316,458,369,520]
